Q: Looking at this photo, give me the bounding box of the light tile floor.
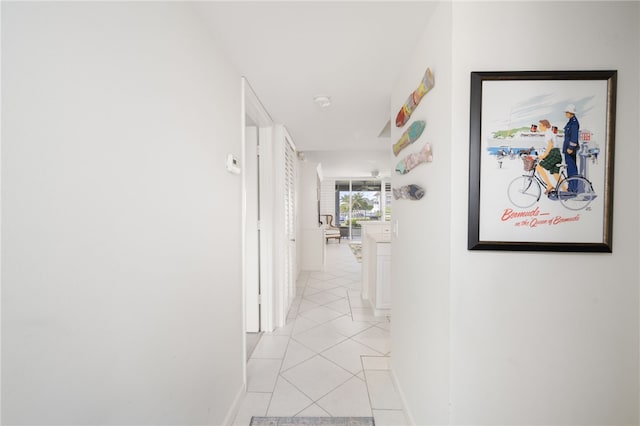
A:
[232,242,408,426]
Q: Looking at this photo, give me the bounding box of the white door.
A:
[244,125,260,332]
[270,125,297,328]
[283,135,297,317]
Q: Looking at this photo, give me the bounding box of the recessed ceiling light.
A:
[313,95,332,108]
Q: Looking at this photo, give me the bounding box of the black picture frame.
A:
[468,70,616,252]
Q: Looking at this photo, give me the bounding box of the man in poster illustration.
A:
[563,104,580,191]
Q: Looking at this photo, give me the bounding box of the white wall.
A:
[390,2,453,425]
[2,3,244,424]
[298,161,324,270]
[296,157,303,278]
[392,2,639,425]
[320,179,336,220]
[450,3,639,424]
[299,161,321,230]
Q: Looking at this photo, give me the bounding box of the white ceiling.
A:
[195,1,435,177]
[304,149,392,179]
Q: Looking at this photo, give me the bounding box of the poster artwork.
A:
[478,79,608,245]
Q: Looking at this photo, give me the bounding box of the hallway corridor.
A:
[232,243,407,425]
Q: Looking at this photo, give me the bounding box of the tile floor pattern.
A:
[233,243,408,426]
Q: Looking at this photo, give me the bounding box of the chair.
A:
[321,214,341,243]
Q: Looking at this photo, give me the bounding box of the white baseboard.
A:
[390,366,416,426]
[220,383,245,426]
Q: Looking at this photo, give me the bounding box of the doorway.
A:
[242,78,273,369]
[241,79,299,378]
[335,180,388,240]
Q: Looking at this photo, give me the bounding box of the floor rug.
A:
[250,417,374,426]
[348,243,362,263]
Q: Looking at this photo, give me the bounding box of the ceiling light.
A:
[313,95,332,108]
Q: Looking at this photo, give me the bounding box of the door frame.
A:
[241,79,298,373]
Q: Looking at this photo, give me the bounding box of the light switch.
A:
[226,154,241,174]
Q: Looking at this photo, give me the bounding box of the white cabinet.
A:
[360,221,391,300]
[365,233,391,317]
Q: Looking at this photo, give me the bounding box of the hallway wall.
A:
[389,2,453,425]
[2,3,244,424]
[392,1,639,425]
[320,179,336,220]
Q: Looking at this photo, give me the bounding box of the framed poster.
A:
[468,70,616,252]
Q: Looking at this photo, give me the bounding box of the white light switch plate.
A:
[226,154,241,174]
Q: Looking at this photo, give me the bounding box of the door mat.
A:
[250,417,374,426]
